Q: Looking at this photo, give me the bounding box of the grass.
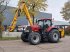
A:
[66,34,70,36]
[65,33,70,36]
[0,37,21,40]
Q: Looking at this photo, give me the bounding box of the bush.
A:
[65,26,70,35]
[0,23,4,38]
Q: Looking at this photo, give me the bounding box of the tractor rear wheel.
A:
[48,29,60,43]
[28,32,41,45]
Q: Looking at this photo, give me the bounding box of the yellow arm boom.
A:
[9,10,19,32]
[9,2,33,32]
[21,3,33,26]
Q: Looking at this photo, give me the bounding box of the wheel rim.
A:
[53,33,58,41]
[31,35,39,43]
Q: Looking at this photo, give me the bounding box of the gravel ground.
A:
[0,36,70,52]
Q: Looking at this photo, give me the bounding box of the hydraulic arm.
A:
[9,2,33,32]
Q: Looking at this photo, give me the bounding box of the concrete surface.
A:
[0,36,70,52]
[2,32,22,37]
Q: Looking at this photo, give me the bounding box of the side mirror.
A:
[36,19,38,23]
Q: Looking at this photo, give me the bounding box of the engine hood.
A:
[31,24,40,32]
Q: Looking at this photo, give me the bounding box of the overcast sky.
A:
[8,0,68,21]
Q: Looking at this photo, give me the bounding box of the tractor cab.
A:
[36,18,52,30]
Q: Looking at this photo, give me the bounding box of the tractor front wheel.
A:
[28,32,41,45]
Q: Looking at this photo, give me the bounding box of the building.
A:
[2,6,70,31]
[53,21,70,26]
[2,6,52,26]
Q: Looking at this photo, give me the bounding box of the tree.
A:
[0,0,9,38]
[60,1,70,22]
[18,0,48,24]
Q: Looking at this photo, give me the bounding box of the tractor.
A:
[21,18,64,45]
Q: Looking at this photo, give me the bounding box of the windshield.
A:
[38,20,51,27]
[38,20,43,27]
[44,20,51,26]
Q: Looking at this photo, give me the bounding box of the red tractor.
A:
[21,18,64,45]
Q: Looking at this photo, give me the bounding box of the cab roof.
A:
[38,18,52,21]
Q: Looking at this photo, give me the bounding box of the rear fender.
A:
[45,26,63,38]
[46,26,58,32]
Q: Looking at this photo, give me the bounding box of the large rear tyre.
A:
[21,33,28,42]
[48,29,60,43]
[28,32,41,45]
